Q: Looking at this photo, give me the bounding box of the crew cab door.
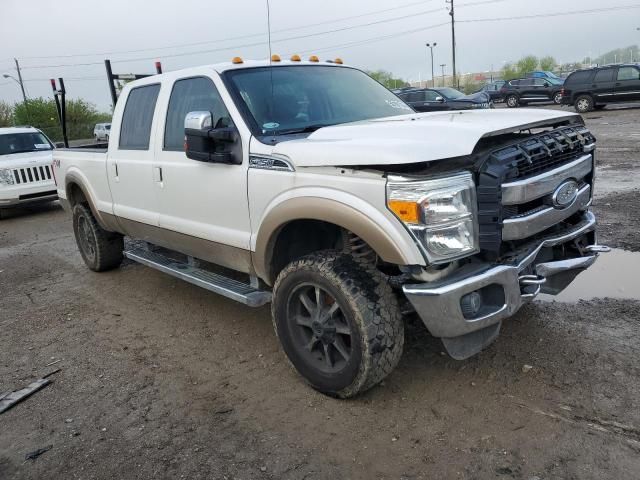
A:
[152,75,252,270]
[107,83,161,226]
[614,66,640,101]
[591,68,616,102]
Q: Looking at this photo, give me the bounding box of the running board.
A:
[124,247,272,307]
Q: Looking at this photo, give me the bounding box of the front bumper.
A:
[403,211,605,358]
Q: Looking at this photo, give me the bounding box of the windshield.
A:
[435,87,465,100]
[0,132,52,156]
[105,124,111,130]
[224,66,412,135]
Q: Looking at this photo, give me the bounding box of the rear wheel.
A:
[575,95,594,113]
[72,204,123,271]
[506,95,519,108]
[272,251,404,398]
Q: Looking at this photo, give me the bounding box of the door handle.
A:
[153,166,163,183]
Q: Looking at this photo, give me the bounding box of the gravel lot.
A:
[1,104,639,480]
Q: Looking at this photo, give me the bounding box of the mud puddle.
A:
[539,248,640,302]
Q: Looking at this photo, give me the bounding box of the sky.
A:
[1,0,639,111]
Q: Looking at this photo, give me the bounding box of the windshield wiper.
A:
[274,124,333,135]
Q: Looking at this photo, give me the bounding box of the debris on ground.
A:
[24,445,53,462]
[0,378,52,414]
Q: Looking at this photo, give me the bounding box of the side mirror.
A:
[184,111,240,164]
[543,82,550,87]
[435,96,445,103]
[54,142,65,148]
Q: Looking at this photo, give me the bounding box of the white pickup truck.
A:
[53,57,607,397]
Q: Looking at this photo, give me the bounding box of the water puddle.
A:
[538,249,640,303]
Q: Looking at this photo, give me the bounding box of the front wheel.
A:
[553,92,562,104]
[72,204,123,271]
[272,251,404,398]
[506,95,519,108]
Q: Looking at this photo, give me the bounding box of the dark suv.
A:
[501,77,564,108]
[560,64,640,113]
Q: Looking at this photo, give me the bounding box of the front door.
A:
[615,66,640,101]
[153,75,252,270]
[591,68,617,103]
[108,83,161,227]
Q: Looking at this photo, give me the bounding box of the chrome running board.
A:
[124,246,271,307]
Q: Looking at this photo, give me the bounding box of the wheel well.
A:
[268,220,346,284]
[67,182,88,207]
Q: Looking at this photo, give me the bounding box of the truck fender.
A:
[253,193,425,284]
[64,170,120,232]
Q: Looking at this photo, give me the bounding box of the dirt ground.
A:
[1,104,640,480]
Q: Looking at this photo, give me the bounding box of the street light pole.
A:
[2,74,26,103]
[440,63,447,87]
[426,42,437,88]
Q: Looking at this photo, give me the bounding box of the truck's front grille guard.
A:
[12,165,53,185]
[477,125,595,254]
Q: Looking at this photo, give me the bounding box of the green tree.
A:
[501,62,519,81]
[13,97,111,142]
[539,56,556,71]
[0,101,13,127]
[366,70,409,89]
[516,55,538,76]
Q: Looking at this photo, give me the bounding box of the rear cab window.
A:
[119,84,161,150]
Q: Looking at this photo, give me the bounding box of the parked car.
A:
[526,71,563,82]
[93,123,111,142]
[476,81,506,102]
[395,87,492,111]
[560,64,640,113]
[0,127,57,218]
[53,58,605,398]
[501,77,564,107]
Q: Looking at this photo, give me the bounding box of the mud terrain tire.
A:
[72,204,123,272]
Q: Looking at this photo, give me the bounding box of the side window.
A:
[617,67,640,81]
[119,84,160,150]
[164,77,233,151]
[566,71,593,85]
[423,90,440,101]
[520,79,534,86]
[594,69,615,83]
[533,79,546,86]
[509,80,520,86]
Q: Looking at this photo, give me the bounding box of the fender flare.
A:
[64,172,120,232]
[253,195,424,284]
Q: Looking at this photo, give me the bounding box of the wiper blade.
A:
[275,124,332,135]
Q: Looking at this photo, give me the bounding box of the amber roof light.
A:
[271,54,281,62]
[309,55,319,62]
[290,54,301,62]
[334,58,344,64]
[231,56,244,64]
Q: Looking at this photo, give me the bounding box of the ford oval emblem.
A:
[552,180,579,208]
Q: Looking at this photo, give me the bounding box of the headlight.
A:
[387,172,479,263]
[0,169,15,185]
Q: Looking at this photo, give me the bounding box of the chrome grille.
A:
[477,126,595,253]
[12,165,53,185]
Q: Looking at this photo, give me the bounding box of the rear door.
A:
[615,66,640,101]
[591,68,617,103]
[517,79,535,100]
[108,83,161,226]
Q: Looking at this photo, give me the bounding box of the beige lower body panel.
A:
[116,217,253,274]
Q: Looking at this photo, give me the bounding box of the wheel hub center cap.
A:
[312,320,336,343]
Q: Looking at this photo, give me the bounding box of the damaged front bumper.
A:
[402,211,607,359]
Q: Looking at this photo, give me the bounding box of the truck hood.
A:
[272,109,581,167]
[0,149,53,169]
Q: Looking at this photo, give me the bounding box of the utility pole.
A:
[13,58,27,103]
[426,43,437,88]
[446,0,456,87]
[440,63,447,87]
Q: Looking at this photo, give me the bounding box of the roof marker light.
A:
[232,56,244,64]
[334,58,344,64]
[271,54,281,62]
[290,54,301,62]
[309,55,320,62]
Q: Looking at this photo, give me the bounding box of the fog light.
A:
[460,291,482,319]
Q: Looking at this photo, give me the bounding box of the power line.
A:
[17,0,438,61]
[458,4,640,23]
